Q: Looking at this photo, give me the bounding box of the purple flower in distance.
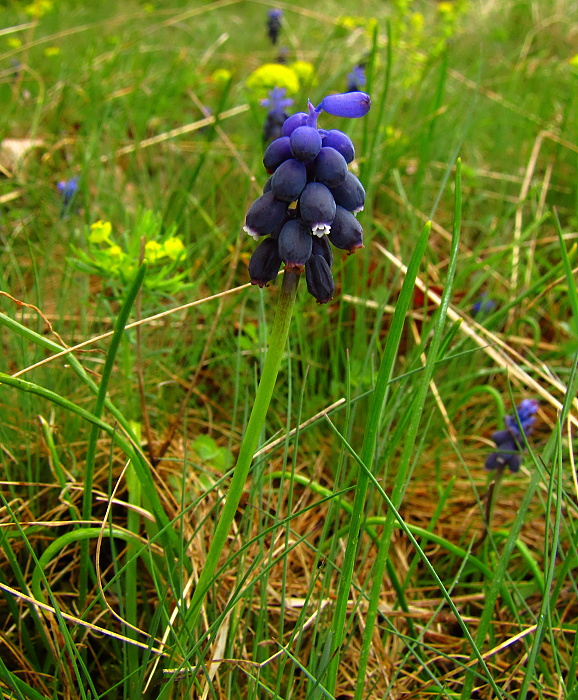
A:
[262,87,294,143]
[57,176,79,205]
[472,294,496,317]
[57,176,79,217]
[267,9,283,45]
[485,399,539,473]
[347,64,366,93]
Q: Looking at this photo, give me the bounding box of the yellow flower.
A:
[410,12,424,31]
[7,37,22,49]
[24,0,53,18]
[107,244,124,259]
[89,220,113,244]
[44,46,60,57]
[212,68,232,87]
[437,1,455,15]
[162,236,185,261]
[144,240,163,263]
[246,63,300,98]
[337,16,365,30]
[289,61,316,87]
[569,54,578,68]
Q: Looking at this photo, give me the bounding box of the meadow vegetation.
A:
[0,0,577,697]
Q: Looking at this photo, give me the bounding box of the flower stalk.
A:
[185,269,300,627]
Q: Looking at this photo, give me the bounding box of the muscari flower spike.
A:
[485,399,539,473]
[267,9,283,45]
[244,90,371,303]
[262,87,294,143]
[57,175,79,217]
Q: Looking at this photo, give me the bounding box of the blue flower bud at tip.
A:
[316,91,371,119]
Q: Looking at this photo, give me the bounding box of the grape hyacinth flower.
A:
[244,91,370,303]
[472,294,496,317]
[267,9,283,45]
[57,175,79,217]
[261,87,293,143]
[346,64,366,93]
[485,399,539,473]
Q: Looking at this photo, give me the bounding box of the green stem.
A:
[184,269,300,629]
[80,262,146,607]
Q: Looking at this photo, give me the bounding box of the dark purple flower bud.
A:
[299,182,336,236]
[290,125,322,163]
[305,255,335,304]
[243,192,288,240]
[485,450,522,473]
[313,147,348,188]
[330,171,365,213]
[485,428,522,472]
[270,158,307,202]
[263,176,272,193]
[328,205,364,253]
[317,91,371,118]
[278,219,312,269]
[263,136,293,174]
[312,234,333,268]
[248,237,282,287]
[322,129,355,163]
[282,112,308,137]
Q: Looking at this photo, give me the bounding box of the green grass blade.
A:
[325,219,431,693]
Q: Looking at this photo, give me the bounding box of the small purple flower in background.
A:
[11,59,22,82]
[261,87,293,143]
[276,47,289,64]
[485,399,539,473]
[346,64,366,93]
[472,293,496,317]
[57,175,79,217]
[267,9,283,45]
[244,91,371,303]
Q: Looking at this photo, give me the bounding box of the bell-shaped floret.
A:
[330,171,365,213]
[312,234,333,268]
[282,112,308,137]
[243,192,288,240]
[278,219,313,268]
[270,158,307,202]
[263,176,272,193]
[305,255,335,304]
[328,205,364,253]
[317,91,371,118]
[299,182,336,236]
[313,147,348,188]
[485,429,522,473]
[290,125,322,163]
[248,237,282,287]
[263,136,293,174]
[322,129,355,163]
